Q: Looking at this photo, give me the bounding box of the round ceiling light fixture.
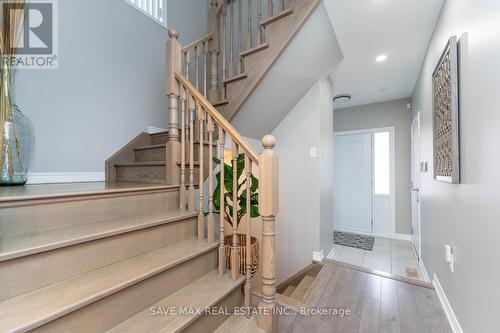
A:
[333,94,352,103]
[376,54,388,62]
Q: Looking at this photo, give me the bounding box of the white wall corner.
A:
[433,274,464,333]
[27,172,105,184]
[312,249,325,262]
[418,258,431,283]
[147,126,168,134]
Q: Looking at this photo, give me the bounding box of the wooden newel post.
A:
[166,28,182,185]
[208,0,220,103]
[257,135,279,333]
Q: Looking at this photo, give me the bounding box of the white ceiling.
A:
[325,0,444,109]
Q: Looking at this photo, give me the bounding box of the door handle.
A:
[412,188,420,192]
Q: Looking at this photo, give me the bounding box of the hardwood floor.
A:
[281,261,451,333]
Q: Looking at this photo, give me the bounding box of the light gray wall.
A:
[231,2,343,139]
[319,79,334,255]
[15,0,208,173]
[412,1,500,331]
[272,78,334,282]
[333,99,412,235]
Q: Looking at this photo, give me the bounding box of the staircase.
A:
[0,0,324,332]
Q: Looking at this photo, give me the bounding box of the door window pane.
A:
[374,132,390,195]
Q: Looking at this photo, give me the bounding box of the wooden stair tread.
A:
[150,131,169,137]
[0,238,218,333]
[302,264,335,306]
[0,182,175,206]
[214,315,264,333]
[107,271,245,333]
[282,285,296,297]
[114,161,166,167]
[134,143,166,151]
[240,43,269,58]
[290,275,315,301]
[212,99,229,107]
[223,73,248,84]
[260,8,294,27]
[0,209,198,262]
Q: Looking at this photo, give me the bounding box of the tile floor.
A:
[326,236,427,282]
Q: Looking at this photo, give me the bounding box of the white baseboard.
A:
[418,258,431,283]
[147,126,167,134]
[27,172,105,184]
[312,249,324,262]
[433,274,463,333]
[393,233,412,241]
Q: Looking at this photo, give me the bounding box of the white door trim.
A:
[334,127,396,239]
[411,112,422,258]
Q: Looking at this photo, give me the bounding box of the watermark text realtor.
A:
[2,0,58,69]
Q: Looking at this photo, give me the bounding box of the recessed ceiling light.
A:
[333,94,352,103]
[376,54,388,62]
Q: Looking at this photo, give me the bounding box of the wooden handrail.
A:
[174,71,260,163]
[181,33,214,53]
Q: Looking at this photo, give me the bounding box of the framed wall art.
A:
[432,36,460,184]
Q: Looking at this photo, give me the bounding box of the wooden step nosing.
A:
[0,211,199,262]
[114,162,167,167]
[240,43,269,58]
[134,144,166,151]
[150,131,169,137]
[212,99,229,107]
[0,240,219,333]
[0,185,179,209]
[260,8,294,27]
[223,73,248,84]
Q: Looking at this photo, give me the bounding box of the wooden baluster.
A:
[257,135,279,333]
[208,0,220,103]
[244,154,252,314]
[188,96,196,211]
[229,0,235,77]
[195,45,200,91]
[207,116,215,243]
[247,0,253,50]
[204,41,208,99]
[268,0,273,18]
[166,29,182,186]
[179,85,187,209]
[221,0,227,98]
[280,0,284,12]
[218,127,226,275]
[197,104,205,241]
[230,142,239,280]
[184,51,190,80]
[238,0,243,73]
[257,0,263,45]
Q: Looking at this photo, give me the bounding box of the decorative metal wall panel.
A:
[432,36,460,184]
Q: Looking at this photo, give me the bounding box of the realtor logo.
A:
[3,0,58,69]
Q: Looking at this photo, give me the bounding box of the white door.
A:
[333,133,373,233]
[411,113,421,258]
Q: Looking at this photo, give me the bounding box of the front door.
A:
[333,133,373,233]
[411,113,421,258]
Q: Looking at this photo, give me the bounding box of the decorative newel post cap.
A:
[262,135,276,150]
[168,28,179,39]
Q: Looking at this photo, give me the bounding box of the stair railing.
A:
[167,29,279,333]
[177,0,291,106]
